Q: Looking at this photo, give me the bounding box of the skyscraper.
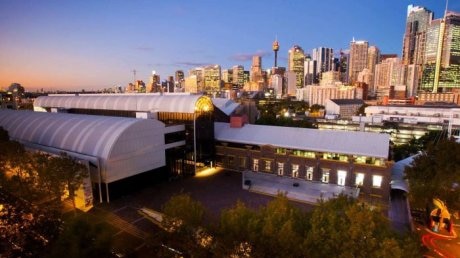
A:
[367,46,380,95]
[304,54,317,85]
[232,65,244,88]
[421,11,460,92]
[348,40,369,84]
[402,5,433,96]
[251,55,263,83]
[288,45,305,88]
[203,65,221,92]
[402,5,433,66]
[312,47,334,77]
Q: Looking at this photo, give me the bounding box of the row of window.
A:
[252,159,383,188]
[275,149,384,166]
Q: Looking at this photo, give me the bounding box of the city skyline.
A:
[0,0,458,91]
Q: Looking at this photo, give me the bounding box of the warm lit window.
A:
[306,166,314,181]
[292,164,299,178]
[265,160,271,172]
[355,173,365,186]
[322,169,330,183]
[304,152,316,158]
[276,148,287,155]
[372,175,383,188]
[253,159,259,172]
[337,170,347,186]
[277,162,284,176]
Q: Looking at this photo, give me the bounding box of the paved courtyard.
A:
[89,168,316,256]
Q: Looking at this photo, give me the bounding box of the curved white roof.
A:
[34,94,207,113]
[390,154,420,192]
[0,110,165,183]
[214,122,390,158]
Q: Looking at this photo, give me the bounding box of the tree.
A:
[47,153,88,210]
[161,193,209,256]
[46,215,113,258]
[404,139,460,210]
[305,195,421,258]
[162,193,206,228]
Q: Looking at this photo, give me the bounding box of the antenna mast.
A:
[132,69,137,83]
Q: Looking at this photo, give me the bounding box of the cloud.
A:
[229,50,272,62]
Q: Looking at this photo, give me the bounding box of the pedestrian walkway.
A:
[93,207,148,240]
[243,170,359,205]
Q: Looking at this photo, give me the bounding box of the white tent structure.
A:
[33,94,208,113]
[0,110,166,202]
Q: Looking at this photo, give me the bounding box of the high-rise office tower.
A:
[338,50,349,83]
[203,65,221,92]
[367,46,380,95]
[374,57,406,94]
[273,39,280,67]
[421,11,460,93]
[312,47,334,77]
[189,67,204,92]
[402,5,433,66]
[175,70,185,89]
[251,55,263,83]
[348,40,369,84]
[232,65,245,88]
[304,54,317,85]
[288,45,305,88]
[402,5,433,96]
[148,71,160,92]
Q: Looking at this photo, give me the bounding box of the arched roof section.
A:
[0,110,166,183]
[34,94,213,114]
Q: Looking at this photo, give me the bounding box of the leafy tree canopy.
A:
[405,139,460,210]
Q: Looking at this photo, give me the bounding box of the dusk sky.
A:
[1,0,458,91]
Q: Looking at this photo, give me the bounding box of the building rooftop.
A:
[330,99,365,105]
[214,122,389,158]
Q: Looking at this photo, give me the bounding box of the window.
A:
[292,164,299,178]
[277,162,284,176]
[355,173,365,186]
[276,148,287,155]
[304,152,316,158]
[265,160,271,172]
[239,157,247,169]
[322,169,330,183]
[372,175,383,188]
[306,166,314,181]
[337,170,347,186]
[253,159,259,172]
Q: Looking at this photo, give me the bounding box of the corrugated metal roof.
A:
[34,94,207,113]
[214,122,390,158]
[211,98,240,116]
[0,109,163,163]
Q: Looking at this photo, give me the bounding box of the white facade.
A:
[0,110,166,184]
[362,106,460,126]
[298,85,359,106]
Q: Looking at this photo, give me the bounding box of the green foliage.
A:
[162,193,206,228]
[46,215,113,258]
[306,195,421,258]
[405,139,460,210]
[215,194,420,258]
[391,130,446,161]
